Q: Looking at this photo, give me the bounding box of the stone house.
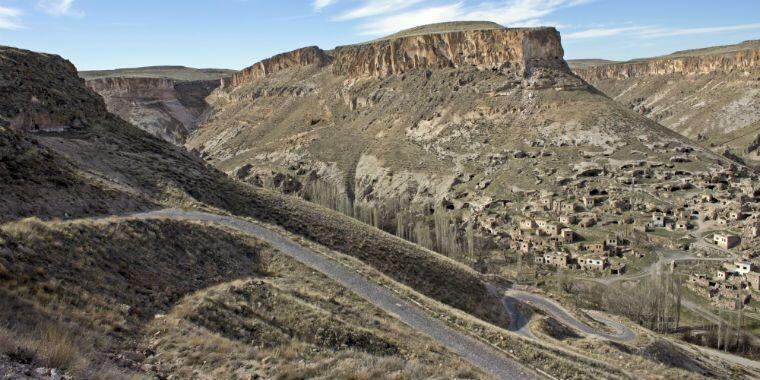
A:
[578,256,607,271]
[559,215,577,225]
[561,228,575,244]
[589,242,606,255]
[734,260,754,274]
[675,220,690,231]
[520,219,537,230]
[536,252,572,268]
[716,270,731,281]
[609,262,626,275]
[652,213,666,228]
[746,272,760,292]
[714,233,741,249]
[560,202,577,213]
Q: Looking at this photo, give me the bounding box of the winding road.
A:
[103,208,760,376]
[130,209,541,380]
[498,288,637,343]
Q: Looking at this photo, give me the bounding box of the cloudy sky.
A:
[1,0,758,70]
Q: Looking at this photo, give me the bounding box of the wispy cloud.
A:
[564,22,760,40]
[0,6,22,30]
[564,26,650,40]
[334,0,591,36]
[38,0,83,17]
[314,0,338,11]
[334,0,425,21]
[641,23,760,38]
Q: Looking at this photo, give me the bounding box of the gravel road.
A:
[504,290,637,343]
[134,209,541,380]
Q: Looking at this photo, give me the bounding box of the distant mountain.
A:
[79,65,235,81]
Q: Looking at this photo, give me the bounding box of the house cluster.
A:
[504,162,759,282]
[513,210,630,275]
[688,259,759,310]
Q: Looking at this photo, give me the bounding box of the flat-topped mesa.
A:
[575,48,760,81]
[331,27,568,78]
[221,46,331,89]
[86,77,176,93]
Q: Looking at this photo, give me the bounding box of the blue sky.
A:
[1,0,758,70]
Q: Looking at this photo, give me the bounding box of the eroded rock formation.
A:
[220,26,571,91]
[221,46,332,89]
[86,77,220,144]
[331,27,567,78]
[574,47,759,81]
[571,40,760,167]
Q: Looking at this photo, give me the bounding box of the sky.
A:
[0,0,758,71]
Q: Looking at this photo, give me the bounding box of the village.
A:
[507,162,760,312]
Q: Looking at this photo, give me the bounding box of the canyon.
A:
[81,66,233,144]
[2,19,760,380]
[571,40,760,167]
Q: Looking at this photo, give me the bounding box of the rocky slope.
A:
[86,77,219,144]
[571,40,760,167]
[190,22,731,268]
[1,44,521,377]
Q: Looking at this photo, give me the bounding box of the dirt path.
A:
[131,209,541,380]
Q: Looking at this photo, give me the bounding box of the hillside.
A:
[572,40,760,167]
[2,33,758,378]
[0,43,532,377]
[190,22,733,271]
[0,217,482,378]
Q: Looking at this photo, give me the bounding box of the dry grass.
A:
[0,217,481,379]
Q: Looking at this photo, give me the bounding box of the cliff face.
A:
[220,27,570,92]
[574,48,759,81]
[331,27,567,78]
[572,43,760,167]
[86,77,220,144]
[221,46,331,89]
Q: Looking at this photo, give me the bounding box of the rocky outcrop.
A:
[220,26,571,91]
[0,47,108,132]
[574,48,760,81]
[332,27,568,79]
[221,46,331,89]
[86,77,220,144]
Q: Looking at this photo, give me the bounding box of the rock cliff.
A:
[86,76,220,144]
[220,25,571,91]
[574,47,759,81]
[571,40,760,167]
[331,27,567,78]
[221,46,331,89]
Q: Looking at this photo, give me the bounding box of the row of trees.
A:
[301,177,491,267]
[601,264,682,333]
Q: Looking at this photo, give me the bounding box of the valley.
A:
[1,12,759,380]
